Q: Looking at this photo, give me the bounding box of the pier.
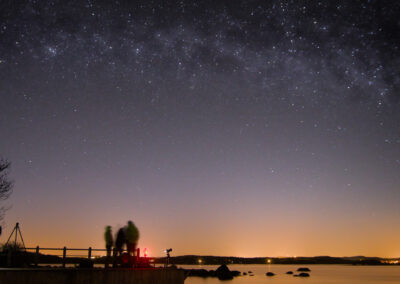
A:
[0,267,186,284]
[0,242,185,283]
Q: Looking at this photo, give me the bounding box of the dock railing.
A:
[24,246,146,268]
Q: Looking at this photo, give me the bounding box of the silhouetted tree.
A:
[0,158,13,222]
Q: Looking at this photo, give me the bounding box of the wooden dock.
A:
[0,267,186,284]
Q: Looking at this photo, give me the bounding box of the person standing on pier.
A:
[104,226,114,268]
[104,226,113,256]
[126,221,139,261]
[115,227,125,256]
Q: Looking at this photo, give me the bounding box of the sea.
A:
[180,264,400,284]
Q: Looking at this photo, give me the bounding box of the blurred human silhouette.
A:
[115,227,125,256]
[125,221,139,261]
[104,226,113,257]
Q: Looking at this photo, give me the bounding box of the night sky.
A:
[1,1,399,257]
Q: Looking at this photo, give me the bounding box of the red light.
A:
[122,253,129,264]
[144,248,148,257]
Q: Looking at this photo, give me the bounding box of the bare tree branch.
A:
[0,158,13,221]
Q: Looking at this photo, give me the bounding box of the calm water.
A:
[181,264,400,284]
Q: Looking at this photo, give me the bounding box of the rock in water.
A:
[216,264,234,280]
[266,272,275,276]
[189,269,209,277]
[297,267,311,272]
[286,271,293,274]
[294,272,310,277]
[231,270,241,277]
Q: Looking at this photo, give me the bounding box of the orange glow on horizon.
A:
[6,206,400,259]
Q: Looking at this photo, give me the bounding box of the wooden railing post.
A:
[35,246,40,267]
[105,248,110,269]
[62,246,67,268]
[112,248,117,268]
[88,247,92,259]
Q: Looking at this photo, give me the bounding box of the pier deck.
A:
[0,267,185,284]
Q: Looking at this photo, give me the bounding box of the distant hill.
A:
[153,255,399,265]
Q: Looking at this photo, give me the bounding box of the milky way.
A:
[0,1,399,257]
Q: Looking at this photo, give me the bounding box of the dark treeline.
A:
[6,252,399,267]
[153,255,395,266]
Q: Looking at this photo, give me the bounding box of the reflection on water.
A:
[181,264,400,284]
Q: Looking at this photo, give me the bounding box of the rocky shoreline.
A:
[183,264,312,279]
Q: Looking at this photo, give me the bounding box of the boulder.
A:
[243,272,247,275]
[297,267,311,272]
[294,273,310,277]
[266,272,275,276]
[189,269,210,277]
[216,264,234,280]
[286,271,293,274]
